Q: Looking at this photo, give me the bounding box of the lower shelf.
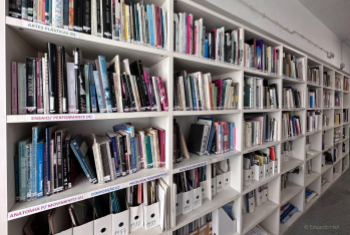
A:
[242,200,278,234]
[321,182,332,194]
[280,211,302,234]
[305,172,320,186]
[280,182,303,205]
[333,173,341,183]
[305,194,319,211]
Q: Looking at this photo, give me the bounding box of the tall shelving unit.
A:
[1,0,350,234]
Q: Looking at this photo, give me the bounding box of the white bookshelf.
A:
[2,0,350,234]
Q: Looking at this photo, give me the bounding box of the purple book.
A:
[256,40,264,70]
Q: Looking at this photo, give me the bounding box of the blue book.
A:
[26,143,32,201]
[135,6,140,41]
[251,122,255,145]
[88,64,98,112]
[147,5,154,46]
[197,117,215,154]
[230,123,234,150]
[204,39,208,58]
[14,155,19,202]
[280,205,295,222]
[190,77,197,109]
[145,135,153,168]
[98,56,113,113]
[310,96,313,108]
[106,133,120,176]
[93,71,105,113]
[291,116,296,135]
[37,139,44,199]
[281,207,298,223]
[63,0,69,27]
[19,138,31,202]
[31,125,46,200]
[70,134,98,184]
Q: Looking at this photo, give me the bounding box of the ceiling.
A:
[299,0,350,47]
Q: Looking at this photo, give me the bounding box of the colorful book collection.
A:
[323,90,333,108]
[307,66,320,84]
[307,110,322,132]
[282,112,302,139]
[245,39,280,74]
[174,71,239,111]
[323,72,332,88]
[14,122,165,203]
[244,114,278,148]
[174,212,212,235]
[280,202,299,224]
[244,76,278,109]
[335,77,342,90]
[335,92,342,107]
[308,88,321,108]
[173,13,243,65]
[22,179,169,234]
[282,86,304,109]
[283,53,304,80]
[11,45,168,115]
[9,0,167,49]
[281,141,293,163]
[243,184,269,214]
[173,118,236,163]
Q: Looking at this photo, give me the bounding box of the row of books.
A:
[15,123,165,203]
[174,213,212,235]
[245,114,278,148]
[323,91,333,108]
[280,203,299,224]
[323,72,332,87]
[307,110,322,132]
[283,53,304,80]
[335,78,342,90]
[244,77,279,109]
[22,179,169,234]
[307,66,320,85]
[282,112,302,139]
[9,0,167,48]
[243,184,269,214]
[11,44,168,115]
[174,13,243,65]
[308,88,321,108]
[174,71,239,111]
[282,87,304,109]
[244,39,280,74]
[281,141,293,163]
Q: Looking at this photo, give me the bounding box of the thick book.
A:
[98,56,113,112]
[36,58,44,114]
[73,0,83,32]
[36,138,44,199]
[26,57,37,114]
[52,0,63,28]
[45,125,58,196]
[130,60,150,109]
[19,137,31,202]
[83,0,91,34]
[18,63,26,114]
[55,128,68,192]
[48,43,58,113]
[102,0,112,38]
[88,64,98,112]
[66,62,77,113]
[187,124,209,155]
[65,135,72,189]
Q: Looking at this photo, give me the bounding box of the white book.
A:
[91,0,97,36]
[137,3,143,43]
[174,14,179,52]
[203,73,212,110]
[99,0,104,37]
[163,9,168,49]
[120,0,125,40]
[126,5,131,42]
[224,80,232,109]
[178,13,183,53]
[178,76,187,109]
[198,18,203,57]
[220,27,225,62]
[152,76,162,111]
[52,0,63,28]
[194,20,199,56]
[182,12,187,53]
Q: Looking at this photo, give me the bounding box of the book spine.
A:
[83,0,91,33]
[73,0,83,31]
[114,0,120,40]
[103,0,112,38]
[88,65,98,112]
[45,129,51,196]
[36,58,44,114]
[93,71,104,113]
[145,135,153,168]
[66,139,72,188]
[11,62,18,114]
[52,0,63,28]
[27,0,33,21]
[62,139,68,190]
[68,0,73,29]
[19,142,27,202]
[130,137,137,173]
[147,5,153,46]
[31,129,38,200]
[84,65,91,113]
[108,73,118,112]
[14,155,20,202]
[26,58,37,114]
[26,144,32,201]
[109,136,120,176]
[156,77,168,111]
[37,142,43,198]
[56,132,63,192]
[44,0,49,24]
[43,142,47,196]
[63,0,69,28]
[66,63,77,113]
[98,56,113,112]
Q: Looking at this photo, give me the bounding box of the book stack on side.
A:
[305,188,318,203]
[323,90,333,108]
[280,202,299,224]
[9,0,167,48]
[308,88,321,108]
[307,66,320,85]
[283,53,304,80]
[323,72,332,88]
[307,110,322,132]
[10,47,168,115]
[244,114,278,148]
[173,71,239,111]
[244,76,278,109]
[282,112,302,139]
[282,86,304,109]
[244,38,280,74]
[173,13,243,65]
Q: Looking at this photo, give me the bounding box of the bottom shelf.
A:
[333,173,341,183]
[280,211,302,234]
[321,182,332,194]
[242,200,278,234]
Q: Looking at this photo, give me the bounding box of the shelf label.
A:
[128,171,168,186]
[8,194,84,220]
[223,153,238,160]
[177,161,208,173]
[26,114,95,122]
[88,184,123,197]
[22,21,80,38]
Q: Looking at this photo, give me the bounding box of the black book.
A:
[148,75,157,109]
[83,0,91,34]
[48,43,58,113]
[73,48,81,112]
[96,0,102,36]
[174,121,181,162]
[27,0,33,21]
[26,57,36,114]
[62,136,68,190]
[73,0,84,32]
[55,129,68,192]
[65,135,72,189]
[115,132,126,176]
[187,124,207,154]
[79,64,87,113]
[61,46,68,113]
[124,74,136,110]
[9,0,22,18]
[130,60,150,108]
[100,143,111,181]
[107,72,117,112]
[224,31,232,63]
[120,74,131,111]
[173,72,180,108]
[102,0,112,38]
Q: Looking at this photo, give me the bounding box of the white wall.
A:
[204,0,350,74]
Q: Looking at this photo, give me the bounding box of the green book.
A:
[84,65,91,113]
[187,77,193,109]
[145,135,153,169]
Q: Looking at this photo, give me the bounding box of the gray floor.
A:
[285,168,350,235]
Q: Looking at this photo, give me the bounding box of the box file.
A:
[212,207,237,235]
[181,190,193,214]
[253,165,264,181]
[144,202,160,230]
[111,209,129,235]
[216,174,225,193]
[200,180,210,199]
[272,160,278,174]
[211,177,217,196]
[263,188,268,203]
[72,221,93,235]
[129,204,144,232]
[193,187,203,210]
[224,171,231,189]
[244,169,252,186]
[94,214,112,235]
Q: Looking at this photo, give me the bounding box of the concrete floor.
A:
[285,168,350,235]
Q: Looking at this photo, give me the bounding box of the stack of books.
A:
[280,203,299,224]
[173,13,243,65]
[323,72,332,88]
[305,189,318,203]
[307,66,320,85]
[174,71,239,111]
[335,77,342,90]
[9,1,167,48]
[244,77,278,109]
[308,88,321,108]
[244,114,278,148]
[282,86,304,109]
[323,90,333,108]
[11,46,168,115]
[307,110,322,132]
[281,141,293,163]
[282,112,302,139]
[244,39,280,74]
[283,53,304,80]
[15,123,165,203]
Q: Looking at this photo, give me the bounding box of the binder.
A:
[94,214,112,235]
[129,204,143,232]
[144,201,160,230]
[212,207,237,235]
[72,221,93,235]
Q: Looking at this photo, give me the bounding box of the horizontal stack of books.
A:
[244,39,280,74]
[282,112,302,139]
[244,114,278,148]
[280,202,299,223]
[244,76,278,109]
[11,45,168,115]
[283,53,304,80]
[174,71,239,111]
[9,0,167,48]
[307,66,320,84]
[282,86,304,109]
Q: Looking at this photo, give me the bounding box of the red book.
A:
[268,147,275,161]
[154,6,161,48]
[153,127,166,168]
[186,14,191,54]
[214,122,220,153]
[294,119,299,135]
[11,61,18,114]
[36,58,43,114]
[156,77,168,111]
[218,121,228,152]
[194,24,197,55]
[42,0,46,23]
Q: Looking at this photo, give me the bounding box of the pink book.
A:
[156,77,168,111]
[186,15,191,54]
[153,127,165,168]
[154,6,161,47]
[212,79,223,109]
[194,24,197,55]
[42,0,46,23]
[138,135,144,169]
[11,61,18,114]
[36,58,43,114]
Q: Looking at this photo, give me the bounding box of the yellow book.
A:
[124,5,128,41]
[253,154,264,166]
